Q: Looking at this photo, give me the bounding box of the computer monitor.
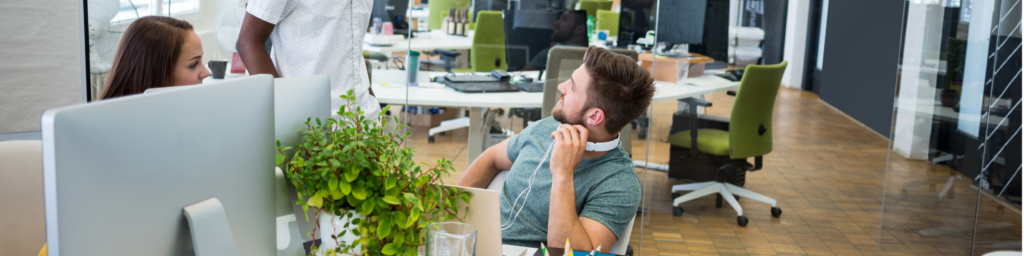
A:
[271,75,331,242]
[655,0,706,45]
[503,8,564,71]
[689,0,730,65]
[617,0,655,47]
[371,0,411,31]
[41,75,277,256]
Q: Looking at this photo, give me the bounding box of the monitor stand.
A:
[183,197,241,256]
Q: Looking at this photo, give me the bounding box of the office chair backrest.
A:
[428,0,472,30]
[729,61,787,159]
[596,10,619,37]
[578,0,613,19]
[471,11,506,72]
[541,46,639,118]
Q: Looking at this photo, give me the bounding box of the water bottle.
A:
[407,51,420,86]
[586,15,595,46]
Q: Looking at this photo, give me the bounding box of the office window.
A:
[109,0,201,24]
[961,0,972,23]
[111,0,152,23]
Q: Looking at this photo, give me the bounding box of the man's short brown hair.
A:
[582,46,656,134]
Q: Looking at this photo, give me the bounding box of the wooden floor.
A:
[396,87,1021,255]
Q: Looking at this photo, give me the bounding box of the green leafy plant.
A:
[276,90,469,256]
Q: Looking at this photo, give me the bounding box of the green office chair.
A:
[577,0,613,19]
[595,10,619,37]
[428,0,471,31]
[667,61,788,226]
[470,11,506,72]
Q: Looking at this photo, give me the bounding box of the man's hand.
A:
[550,124,588,180]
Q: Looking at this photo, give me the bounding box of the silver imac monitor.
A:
[271,75,331,243]
[41,74,277,256]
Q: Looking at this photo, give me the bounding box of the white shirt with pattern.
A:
[247,0,381,119]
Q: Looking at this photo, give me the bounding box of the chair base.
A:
[671,182,780,226]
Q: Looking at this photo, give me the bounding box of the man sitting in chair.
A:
[458,46,654,252]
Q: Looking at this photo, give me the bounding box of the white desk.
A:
[370,69,740,163]
[363,30,474,54]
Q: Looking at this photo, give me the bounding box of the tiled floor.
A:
[394,87,1021,255]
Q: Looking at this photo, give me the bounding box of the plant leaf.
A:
[406,207,420,228]
[378,217,392,238]
[352,186,367,200]
[385,176,396,189]
[382,243,398,255]
[307,193,323,208]
[382,195,401,205]
[338,179,352,195]
[330,188,344,200]
[275,154,286,165]
[361,198,375,215]
[403,193,418,204]
[328,177,339,191]
[344,168,359,182]
[459,192,471,205]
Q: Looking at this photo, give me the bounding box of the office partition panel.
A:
[881,0,1022,254]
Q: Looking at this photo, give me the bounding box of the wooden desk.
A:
[639,53,715,83]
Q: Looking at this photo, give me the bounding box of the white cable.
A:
[501,142,555,231]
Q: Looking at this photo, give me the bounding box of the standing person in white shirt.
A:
[236,0,381,119]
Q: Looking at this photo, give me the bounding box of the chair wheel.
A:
[440,131,446,135]
[672,207,683,216]
[671,192,682,198]
[771,207,782,217]
[428,135,435,143]
[737,216,749,226]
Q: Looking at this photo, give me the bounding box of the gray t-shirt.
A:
[499,117,641,247]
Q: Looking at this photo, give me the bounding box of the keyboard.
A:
[516,82,545,92]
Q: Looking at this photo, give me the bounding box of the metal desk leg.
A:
[467,107,483,165]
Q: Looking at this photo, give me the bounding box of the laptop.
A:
[450,185,502,256]
[444,80,522,93]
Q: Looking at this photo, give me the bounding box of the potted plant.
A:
[276,90,470,256]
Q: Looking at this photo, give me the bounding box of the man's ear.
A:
[574,25,587,36]
[585,108,605,127]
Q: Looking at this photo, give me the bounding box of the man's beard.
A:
[550,29,571,43]
[552,107,586,125]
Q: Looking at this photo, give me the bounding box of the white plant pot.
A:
[317,209,362,255]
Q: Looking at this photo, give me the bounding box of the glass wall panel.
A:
[881,0,1022,254]
[399,0,661,254]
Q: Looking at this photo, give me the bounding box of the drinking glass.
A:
[675,60,690,85]
[426,222,477,256]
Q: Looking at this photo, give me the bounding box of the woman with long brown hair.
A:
[99,16,210,99]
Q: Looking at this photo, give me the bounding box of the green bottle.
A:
[586,15,594,46]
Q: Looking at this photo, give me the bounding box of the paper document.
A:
[502,244,538,256]
[685,75,734,87]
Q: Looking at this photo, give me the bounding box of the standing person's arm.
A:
[237,12,281,77]
[546,124,618,252]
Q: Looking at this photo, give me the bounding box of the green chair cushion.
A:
[667,129,731,156]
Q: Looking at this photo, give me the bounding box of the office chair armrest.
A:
[726,90,737,96]
[681,97,712,107]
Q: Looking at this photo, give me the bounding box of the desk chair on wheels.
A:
[667,61,787,226]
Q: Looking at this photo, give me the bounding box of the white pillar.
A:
[892,2,945,160]
[781,0,809,89]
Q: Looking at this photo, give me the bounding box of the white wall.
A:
[781,0,808,89]
[0,0,84,134]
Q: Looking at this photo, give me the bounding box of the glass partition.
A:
[881,0,1022,254]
